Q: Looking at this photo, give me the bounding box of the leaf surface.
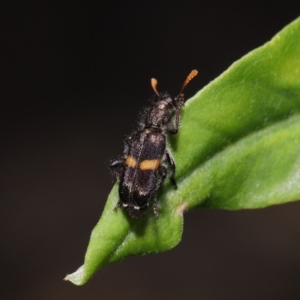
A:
[66,17,300,285]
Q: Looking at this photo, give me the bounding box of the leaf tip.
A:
[64,265,85,286]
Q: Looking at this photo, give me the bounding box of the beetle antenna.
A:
[151,78,160,96]
[179,69,198,94]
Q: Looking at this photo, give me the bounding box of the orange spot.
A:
[125,155,137,168]
[139,159,161,170]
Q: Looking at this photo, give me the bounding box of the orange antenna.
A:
[151,78,160,96]
[179,69,198,94]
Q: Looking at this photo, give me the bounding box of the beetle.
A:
[110,70,198,218]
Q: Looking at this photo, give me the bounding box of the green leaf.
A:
[65,17,300,285]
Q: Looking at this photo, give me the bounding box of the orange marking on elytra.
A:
[139,159,161,170]
[125,155,137,168]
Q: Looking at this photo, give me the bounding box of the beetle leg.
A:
[109,159,124,181]
[167,94,185,134]
[166,116,179,134]
[151,166,168,218]
[113,201,122,212]
[165,149,177,188]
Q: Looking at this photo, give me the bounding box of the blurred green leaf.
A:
[65,17,300,285]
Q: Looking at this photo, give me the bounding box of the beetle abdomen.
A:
[119,130,166,217]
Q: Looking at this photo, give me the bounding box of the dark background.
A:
[2,1,300,299]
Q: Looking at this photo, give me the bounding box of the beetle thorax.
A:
[146,99,175,129]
